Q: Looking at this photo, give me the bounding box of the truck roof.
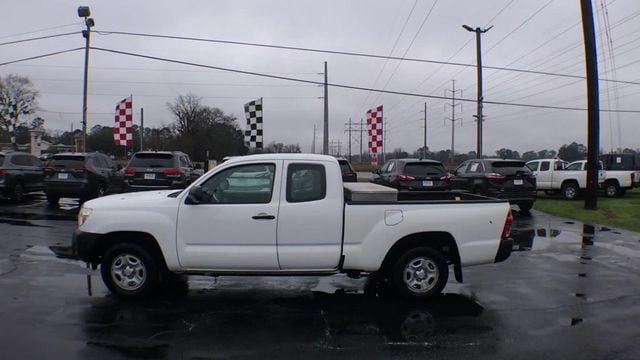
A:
[223,153,339,164]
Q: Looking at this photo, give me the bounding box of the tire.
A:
[561,182,579,200]
[95,183,106,198]
[391,247,448,300]
[100,243,161,298]
[11,182,24,203]
[604,181,620,198]
[519,201,533,213]
[46,193,60,206]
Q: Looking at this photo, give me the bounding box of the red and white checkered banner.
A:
[366,105,383,165]
[113,97,133,146]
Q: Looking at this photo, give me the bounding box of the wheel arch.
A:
[379,231,461,280]
[93,231,169,272]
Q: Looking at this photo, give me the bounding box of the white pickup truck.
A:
[526,159,639,200]
[72,154,514,299]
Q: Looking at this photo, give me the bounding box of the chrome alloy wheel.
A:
[110,254,147,291]
[402,257,439,293]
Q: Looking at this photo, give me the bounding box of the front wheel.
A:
[391,247,448,300]
[561,182,579,200]
[101,243,161,298]
[11,182,24,203]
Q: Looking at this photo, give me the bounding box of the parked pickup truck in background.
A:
[526,159,639,200]
[72,154,514,300]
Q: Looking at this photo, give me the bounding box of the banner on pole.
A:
[366,105,383,165]
[113,97,133,147]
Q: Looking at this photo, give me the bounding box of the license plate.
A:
[422,180,434,187]
[58,173,68,180]
[514,179,523,185]
[144,173,156,180]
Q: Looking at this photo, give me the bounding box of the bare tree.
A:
[0,75,39,132]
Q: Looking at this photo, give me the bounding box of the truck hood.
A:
[83,190,183,209]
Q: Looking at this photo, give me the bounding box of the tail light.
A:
[124,167,137,175]
[486,173,506,180]
[501,210,514,239]
[398,174,415,182]
[0,168,6,176]
[440,173,453,182]
[72,167,92,174]
[163,168,182,177]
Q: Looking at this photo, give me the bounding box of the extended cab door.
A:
[276,160,343,270]
[176,161,281,270]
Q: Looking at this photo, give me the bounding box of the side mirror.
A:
[185,186,207,204]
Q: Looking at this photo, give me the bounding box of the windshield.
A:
[128,153,174,168]
[50,156,85,168]
[404,163,446,177]
[489,161,530,176]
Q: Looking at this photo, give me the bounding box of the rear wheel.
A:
[604,181,620,198]
[391,247,448,300]
[46,193,60,206]
[101,243,161,298]
[95,183,106,198]
[561,182,579,200]
[11,182,24,203]
[519,201,534,213]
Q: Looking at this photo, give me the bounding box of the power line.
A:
[89,46,640,113]
[0,32,79,47]
[0,48,84,67]
[0,22,82,40]
[94,29,639,86]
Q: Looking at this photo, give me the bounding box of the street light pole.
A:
[463,24,492,159]
[78,6,94,152]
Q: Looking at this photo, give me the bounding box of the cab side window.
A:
[287,163,326,203]
[540,162,550,171]
[200,163,275,204]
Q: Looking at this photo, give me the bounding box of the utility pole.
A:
[344,118,367,163]
[140,107,144,151]
[580,0,600,210]
[463,24,492,159]
[360,118,364,163]
[323,61,329,155]
[78,6,95,152]
[445,80,463,164]
[419,103,427,159]
[345,118,353,161]
[329,140,342,157]
[311,124,316,154]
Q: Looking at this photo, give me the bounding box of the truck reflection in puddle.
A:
[81,280,494,358]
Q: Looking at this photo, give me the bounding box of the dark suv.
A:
[451,159,536,212]
[0,151,44,202]
[372,158,452,191]
[123,151,199,191]
[44,152,124,205]
[337,158,357,182]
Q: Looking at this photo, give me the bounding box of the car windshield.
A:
[489,161,530,175]
[404,163,446,177]
[50,156,85,168]
[128,153,174,168]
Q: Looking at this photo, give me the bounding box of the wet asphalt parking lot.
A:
[1,193,640,359]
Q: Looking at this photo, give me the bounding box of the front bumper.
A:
[72,229,103,263]
[494,237,514,263]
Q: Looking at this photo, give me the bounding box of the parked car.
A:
[337,158,357,182]
[372,158,452,191]
[44,152,124,205]
[0,151,45,202]
[123,151,200,191]
[451,158,536,212]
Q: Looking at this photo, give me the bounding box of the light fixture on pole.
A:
[78,6,94,152]
[463,24,492,159]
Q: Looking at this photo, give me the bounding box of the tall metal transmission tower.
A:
[445,80,463,164]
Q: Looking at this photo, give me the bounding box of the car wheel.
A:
[561,182,579,200]
[46,193,60,207]
[519,201,533,213]
[95,183,106,198]
[11,182,24,203]
[101,243,160,298]
[392,247,448,300]
[604,181,620,198]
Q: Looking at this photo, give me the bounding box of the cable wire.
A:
[0,32,79,47]
[0,48,84,67]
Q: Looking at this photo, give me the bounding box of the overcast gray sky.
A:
[1,0,639,156]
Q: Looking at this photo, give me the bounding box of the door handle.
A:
[252,213,275,220]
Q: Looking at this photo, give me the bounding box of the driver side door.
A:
[176,161,281,271]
